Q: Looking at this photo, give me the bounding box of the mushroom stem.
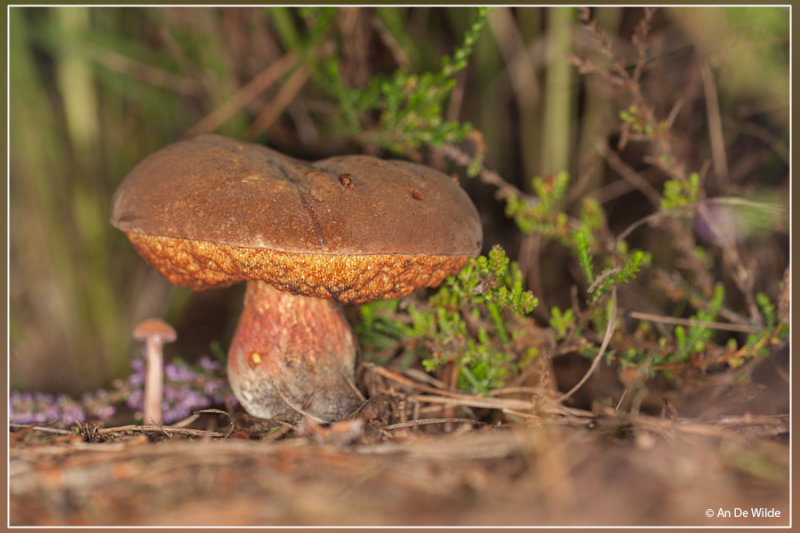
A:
[132,318,175,426]
[143,337,164,425]
[227,281,359,421]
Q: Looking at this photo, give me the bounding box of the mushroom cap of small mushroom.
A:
[132,318,177,344]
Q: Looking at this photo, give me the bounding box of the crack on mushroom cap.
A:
[127,232,469,304]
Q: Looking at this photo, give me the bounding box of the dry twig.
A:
[87,44,203,96]
[628,310,759,334]
[246,63,312,140]
[271,381,328,424]
[187,51,300,136]
[97,424,228,439]
[382,418,481,430]
[558,287,617,404]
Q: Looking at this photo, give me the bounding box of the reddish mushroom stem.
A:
[227,280,360,421]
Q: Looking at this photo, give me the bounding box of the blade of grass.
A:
[571,7,621,201]
[541,7,575,176]
[56,7,99,153]
[488,7,541,182]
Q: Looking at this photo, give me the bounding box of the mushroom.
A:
[132,318,177,425]
[111,134,482,421]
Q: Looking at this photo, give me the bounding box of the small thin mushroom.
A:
[132,318,177,425]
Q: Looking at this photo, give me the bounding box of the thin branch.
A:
[601,143,662,207]
[271,381,328,424]
[439,143,528,202]
[628,310,760,334]
[587,266,621,295]
[630,7,655,85]
[9,423,72,435]
[558,287,617,403]
[616,209,676,244]
[654,270,752,327]
[87,44,203,96]
[369,363,588,419]
[411,394,536,412]
[170,408,235,439]
[736,121,790,164]
[664,98,685,132]
[187,50,300,136]
[383,418,481,430]
[615,196,786,245]
[370,16,411,69]
[341,370,366,403]
[700,63,729,189]
[98,424,228,438]
[246,63,312,140]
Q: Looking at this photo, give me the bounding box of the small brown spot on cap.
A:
[403,185,424,201]
[338,173,354,189]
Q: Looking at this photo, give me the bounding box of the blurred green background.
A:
[9,7,789,394]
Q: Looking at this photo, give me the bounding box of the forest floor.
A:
[9,344,789,528]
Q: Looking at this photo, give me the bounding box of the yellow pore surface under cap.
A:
[127,232,469,304]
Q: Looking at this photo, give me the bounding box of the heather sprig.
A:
[121,354,236,424]
[357,245,539,395]
[442,7,786,385]
[322,7,491,155]
[9,391,89,426]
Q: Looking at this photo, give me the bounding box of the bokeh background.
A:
[9,6,789,396]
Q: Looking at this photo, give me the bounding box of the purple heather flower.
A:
[127,389,144,410]
[94,389,109,401]
[203,380,221,396]
[162,404,191,423]
[9,391,86,425]
[59,405,86,425]
[198,356,220,373]
[165,362,196,383]
[11,352,235,427]
[129,371,145,388]
[91,404,116,420]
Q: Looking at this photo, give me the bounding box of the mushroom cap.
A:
[111,134,483,303]
[132,318,177,343]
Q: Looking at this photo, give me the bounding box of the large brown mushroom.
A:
[111,134,482,420]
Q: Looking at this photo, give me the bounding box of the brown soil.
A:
[9,347,789,528]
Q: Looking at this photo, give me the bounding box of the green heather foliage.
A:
[673,284,725,363]
[549,307,576,341]
[322,6,490,154]
[357,246,538,395]
[661,173,701,210]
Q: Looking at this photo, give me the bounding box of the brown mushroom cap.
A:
[111,134,482,303]
[132,318,177,343]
